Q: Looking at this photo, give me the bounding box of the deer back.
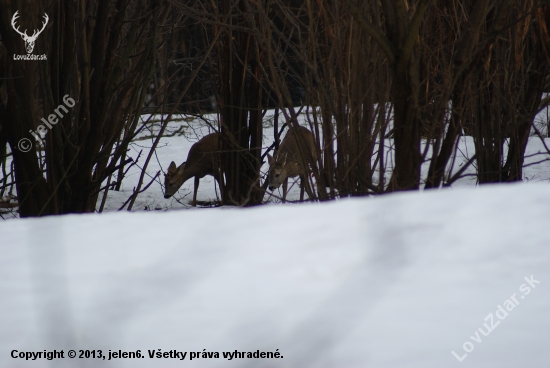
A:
[185,132,220,177]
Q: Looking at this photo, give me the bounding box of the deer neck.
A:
[177,163,201,186]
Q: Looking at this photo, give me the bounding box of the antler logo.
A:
[11,11,49,54]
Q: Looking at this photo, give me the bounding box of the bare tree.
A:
[0,1,174,216]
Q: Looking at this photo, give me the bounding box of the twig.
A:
[444,154,477,187]
[118,171,161,211]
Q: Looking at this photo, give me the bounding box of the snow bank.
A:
[1,183,550,367]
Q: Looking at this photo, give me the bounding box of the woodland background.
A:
[1,0,550,217]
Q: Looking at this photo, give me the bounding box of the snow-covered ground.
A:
[96,112,550,212]
[1,183,549,367]
[1,110,549,216]
[1,111,550,367]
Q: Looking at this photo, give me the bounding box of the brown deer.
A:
[164,132,222,206]
[267,125,317,202]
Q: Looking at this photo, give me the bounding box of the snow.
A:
[1,110,550,366]
[1,182,550,367]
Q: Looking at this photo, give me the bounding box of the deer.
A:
[164,132,222,206]
[11,11,49,54]
[267,125,317,202]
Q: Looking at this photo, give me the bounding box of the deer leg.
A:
[306,177,314,200]
[218,169,224,202]
[299,176,305,201]
[216,176,223,203]
[216,171,222,201]
[212,170,223,203]
[192,176,199,207]
[214,163,223,203]
[282,178,288,203]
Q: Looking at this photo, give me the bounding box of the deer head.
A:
[267,152,289,190]
[11,11,49,54]
[164,161,186,198]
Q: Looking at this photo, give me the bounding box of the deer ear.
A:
[267,153,274,166]
[178,162,186,174]
[168,161,177,172]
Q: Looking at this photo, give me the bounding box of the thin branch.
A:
[118,170,161,211]
[343,0,397,63]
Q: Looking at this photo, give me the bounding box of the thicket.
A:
[1,0,550,216]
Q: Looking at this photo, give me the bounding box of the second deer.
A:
[164,132,222,206]
[267,125,317,202]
